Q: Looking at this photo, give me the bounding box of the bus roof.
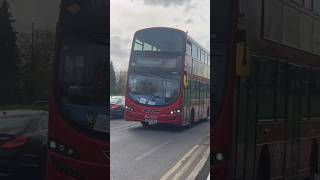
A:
[134,27,209,54]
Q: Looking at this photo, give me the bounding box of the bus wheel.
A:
[256,146,270,180]
[141,122,149,127]
[309,141,319,180]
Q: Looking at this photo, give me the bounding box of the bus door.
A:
[284,64,302,179]
[183,77,191,125]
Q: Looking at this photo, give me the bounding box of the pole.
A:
[31,22,34,102]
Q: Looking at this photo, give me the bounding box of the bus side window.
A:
[201,50,205,63]
[276,61,287,120]
[310,69,320,118]
[186,42,192,56]
[192,43,197,59]
[258,58,277,120]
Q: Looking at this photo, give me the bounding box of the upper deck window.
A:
[133,29,184,52]
[186,42,192,56]
[192,43,198,59]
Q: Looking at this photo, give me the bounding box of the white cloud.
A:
[110,0,210,71]
[143,0,191,7]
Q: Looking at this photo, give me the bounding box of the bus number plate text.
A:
[144,115,157,124]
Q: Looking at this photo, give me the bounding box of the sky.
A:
[6,0,60,33]
[110,0,210,71]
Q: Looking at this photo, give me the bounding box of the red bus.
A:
[212,0,320,179]
[47,0,109,179]
[125,27,210,127]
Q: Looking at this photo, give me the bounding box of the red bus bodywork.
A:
[212,0,320,179]
[47,103,108,179]
[125,97,184,126]
[46,1,109,179]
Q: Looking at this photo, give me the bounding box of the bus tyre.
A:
[309,142,319,180]
[141,122,149,127]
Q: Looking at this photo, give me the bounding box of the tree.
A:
[17,30,54,103]
[0,0,20,104]
[116,70,127,95]
[110,61,116,95]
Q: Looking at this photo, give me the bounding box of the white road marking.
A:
[111,123,140,130]
[135,140,172,161]
[172,145,203,180]
[160,145,199,180]
[186,147,210,180]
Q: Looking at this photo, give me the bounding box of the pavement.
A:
[110,118,210,180]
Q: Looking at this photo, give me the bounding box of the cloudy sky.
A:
[110,0,210,71]
[6,0,60,32]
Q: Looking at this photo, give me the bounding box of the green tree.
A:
[116,70,127,95]
[110,61,116,95]
[17,30,54,103]
[0,0,20,104]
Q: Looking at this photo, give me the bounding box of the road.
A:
[110,119,210,180]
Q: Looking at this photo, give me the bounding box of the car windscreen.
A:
[110,98,123,105]
[0,114,40,135]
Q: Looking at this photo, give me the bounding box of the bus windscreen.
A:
[58,35,108,135]
[128,72,180,106]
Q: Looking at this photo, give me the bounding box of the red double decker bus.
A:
[125,27,210,127]
[47,0,109,179]
[212,0,320,179]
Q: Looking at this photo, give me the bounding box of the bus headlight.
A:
[125,105,134,112]
[48,139,79,159]
[49,141,57,149]
[170,109,181,115]
[212,152,228,164]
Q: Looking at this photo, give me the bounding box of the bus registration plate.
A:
[144,115,157,124]
[144,119,157,124]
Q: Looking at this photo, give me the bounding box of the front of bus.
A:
[47,0,109,179]
[125,27,186,126]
